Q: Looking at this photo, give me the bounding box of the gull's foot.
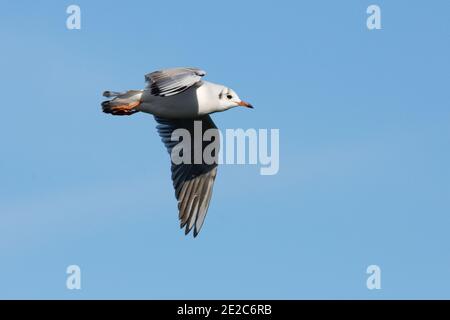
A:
[102,100,140,116]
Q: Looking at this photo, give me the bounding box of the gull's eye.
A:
[226,94,233,99]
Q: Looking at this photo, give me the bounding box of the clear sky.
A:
[1,0,449,299]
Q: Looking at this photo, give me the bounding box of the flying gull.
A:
[101,67,253,237]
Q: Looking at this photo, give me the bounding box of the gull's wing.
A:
[145,67,206,97]
[154,115,219,237]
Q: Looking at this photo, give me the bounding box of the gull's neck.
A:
[196,81,226,115]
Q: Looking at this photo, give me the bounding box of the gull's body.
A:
[140,81,228,118]
[101,67,252,237]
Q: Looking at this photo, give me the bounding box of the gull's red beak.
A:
[238,100,254,109]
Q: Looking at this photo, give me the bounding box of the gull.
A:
[101,67,253,237]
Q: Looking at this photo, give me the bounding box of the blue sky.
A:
[1,0,449,299]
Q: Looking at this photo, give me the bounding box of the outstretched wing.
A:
[145,67,206,97]
[154,115,219,237]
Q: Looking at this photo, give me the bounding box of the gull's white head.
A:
[218,87,253,111]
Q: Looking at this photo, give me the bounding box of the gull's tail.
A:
[101,90,143,116]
